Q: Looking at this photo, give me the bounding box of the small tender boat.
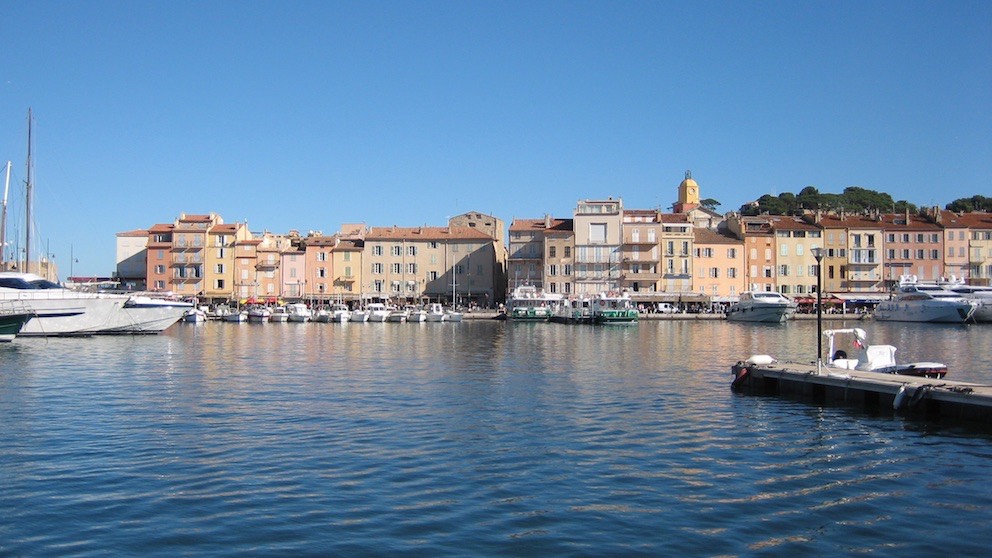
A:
[406,305,427,323]
[366,303,390,322]
[348,307,370,323]
[825,327,947,378]
[726,291,797,323]
[183,306,208,323]
[224,310,248,323]
[386,306,410,323]
[247,306,272,323]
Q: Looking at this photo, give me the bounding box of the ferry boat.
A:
[506,285,561,321]
[550,296,593,324]
[873,275,976,323]
[726,291,797,323]
[591,292,639,325]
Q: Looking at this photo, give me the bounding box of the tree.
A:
[700,198,721,211]
[946,195,992,213]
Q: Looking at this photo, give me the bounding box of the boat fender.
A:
[893,385,908,410]
[745,354,776,366]
[908,385,932,409]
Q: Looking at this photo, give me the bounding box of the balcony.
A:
[256,260,280,270]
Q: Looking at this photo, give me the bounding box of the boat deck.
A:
[731,360,992,423]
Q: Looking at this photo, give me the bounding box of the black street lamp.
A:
[812,247,824,373]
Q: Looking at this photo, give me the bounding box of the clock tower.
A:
[674,170,700,213]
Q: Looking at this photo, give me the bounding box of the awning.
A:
[832,293,889,302]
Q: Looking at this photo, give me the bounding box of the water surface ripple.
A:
[1,320,991,556]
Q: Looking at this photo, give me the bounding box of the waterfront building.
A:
[543,218,575,296]
[619,209,663,295]
[728,215,777,293]
[280,243,307,300]
[507,217,548,290]
[957,211,992,285]
[930,209,974,281]
[204,221,250,303]
[766,216,823,297]
[573,198,623,295]
[233,237,262,301]
[145,223,174,292]
[303,234,336,302]
[879,209,944,283]
[115,229,149,291]
[659,213,695,296]
[330,236,363,303]
[365,225,498,307]
[448,212,507,304]
[692,227,746,302]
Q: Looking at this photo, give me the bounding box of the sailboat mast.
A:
[25,108,33,272]
[1,160,9,266]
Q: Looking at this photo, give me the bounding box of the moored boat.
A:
[0,301,33,341]
[726,291,797,323]
[426,303,447,322]
[506,285,560,321]
[286,303,312,322]
[873,275,976,323]
[824,327,947,378]
[591,292,639,325]
[550,296,593,324]
[330,303,351,323]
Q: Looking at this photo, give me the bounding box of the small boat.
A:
[874,275,976,323]
[286,303,312,323]
[330,303,351,323]
[269,306,290,323]
[224,310,248,323]
[0,301,33,342]
[726,291,797,323]
[406,305,427,323]
[386,306,410,323]
[247,306,272,323]
[183,306,208,323]
[349,307,370,323]
[445,309,463,322]
[824,328,947,378]
[426,303,448,322]
[591,292,639,325]
[942,279,992,323]
[366,303,390,322]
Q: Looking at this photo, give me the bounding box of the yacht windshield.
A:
[28,279,64,289]
[0,277,38,289]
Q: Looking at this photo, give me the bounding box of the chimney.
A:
[545,214,551,229]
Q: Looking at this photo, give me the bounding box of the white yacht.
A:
[386,306,410,323]
[943,281,992,323]
[874,276,976,323]
[0,273,190,335]
[269,306,290,323]
[406,306,427,323]
[247,306,272,323]
[726,291,797,323]
[348,306,370,323]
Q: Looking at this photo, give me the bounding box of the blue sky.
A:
[2,1,989,277]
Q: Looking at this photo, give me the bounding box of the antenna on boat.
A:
[1,160,9,267]
[25,108,34,273]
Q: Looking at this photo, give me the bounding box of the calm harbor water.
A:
[1,320,991,556]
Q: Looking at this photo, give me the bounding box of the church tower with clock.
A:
[674,169,700,213]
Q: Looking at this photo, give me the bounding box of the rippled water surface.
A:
[2,320,991,556]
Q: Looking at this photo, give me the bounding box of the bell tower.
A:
[674,170,700,213]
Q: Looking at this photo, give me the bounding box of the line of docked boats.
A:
[0,271,193,340]
[188,301,465,324]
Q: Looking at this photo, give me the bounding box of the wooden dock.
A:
[731,359,992,423]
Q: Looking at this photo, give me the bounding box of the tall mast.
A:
[1,160,9,267]
[25,108,34,272]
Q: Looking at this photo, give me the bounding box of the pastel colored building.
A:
[692,227,745,301]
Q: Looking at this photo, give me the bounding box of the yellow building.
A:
[693,228,745,301]
[204,221,251,302]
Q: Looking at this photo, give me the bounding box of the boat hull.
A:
[873,300,975,323]
[0,312,33,341]
[726,305,794,323]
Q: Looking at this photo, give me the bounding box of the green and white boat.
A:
[507,285,561,321]
[0,301,33,342]
[592,291,639,325]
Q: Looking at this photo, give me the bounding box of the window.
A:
[215,279,225,290]
[709,267,719,278]
[343,252,351,261]
[373,245,383,256]
[392,246,402,256]
[374,280,383,293]
[779,265,789,276]
[407,246,417,256]
[157,250,164,260]
[430,242,439,249]
[780,244,789,256]
[391,263,401,274]
[455,264,465,274]
[563,264,572,275]
[728,268,737,278]
[728,248,737,259]
[564,247,571,258]
[289,268,297,278]
[317,252,327,261]
[589,223,607,243]
[155,265,165,274]
[372,263,383,274]
[549,246,556,258]
[344,266,352,277]
[930,250,939,260]
[318,268,326,278]
[407,263,416,274]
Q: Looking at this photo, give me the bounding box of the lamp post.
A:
[811,247,824,374]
